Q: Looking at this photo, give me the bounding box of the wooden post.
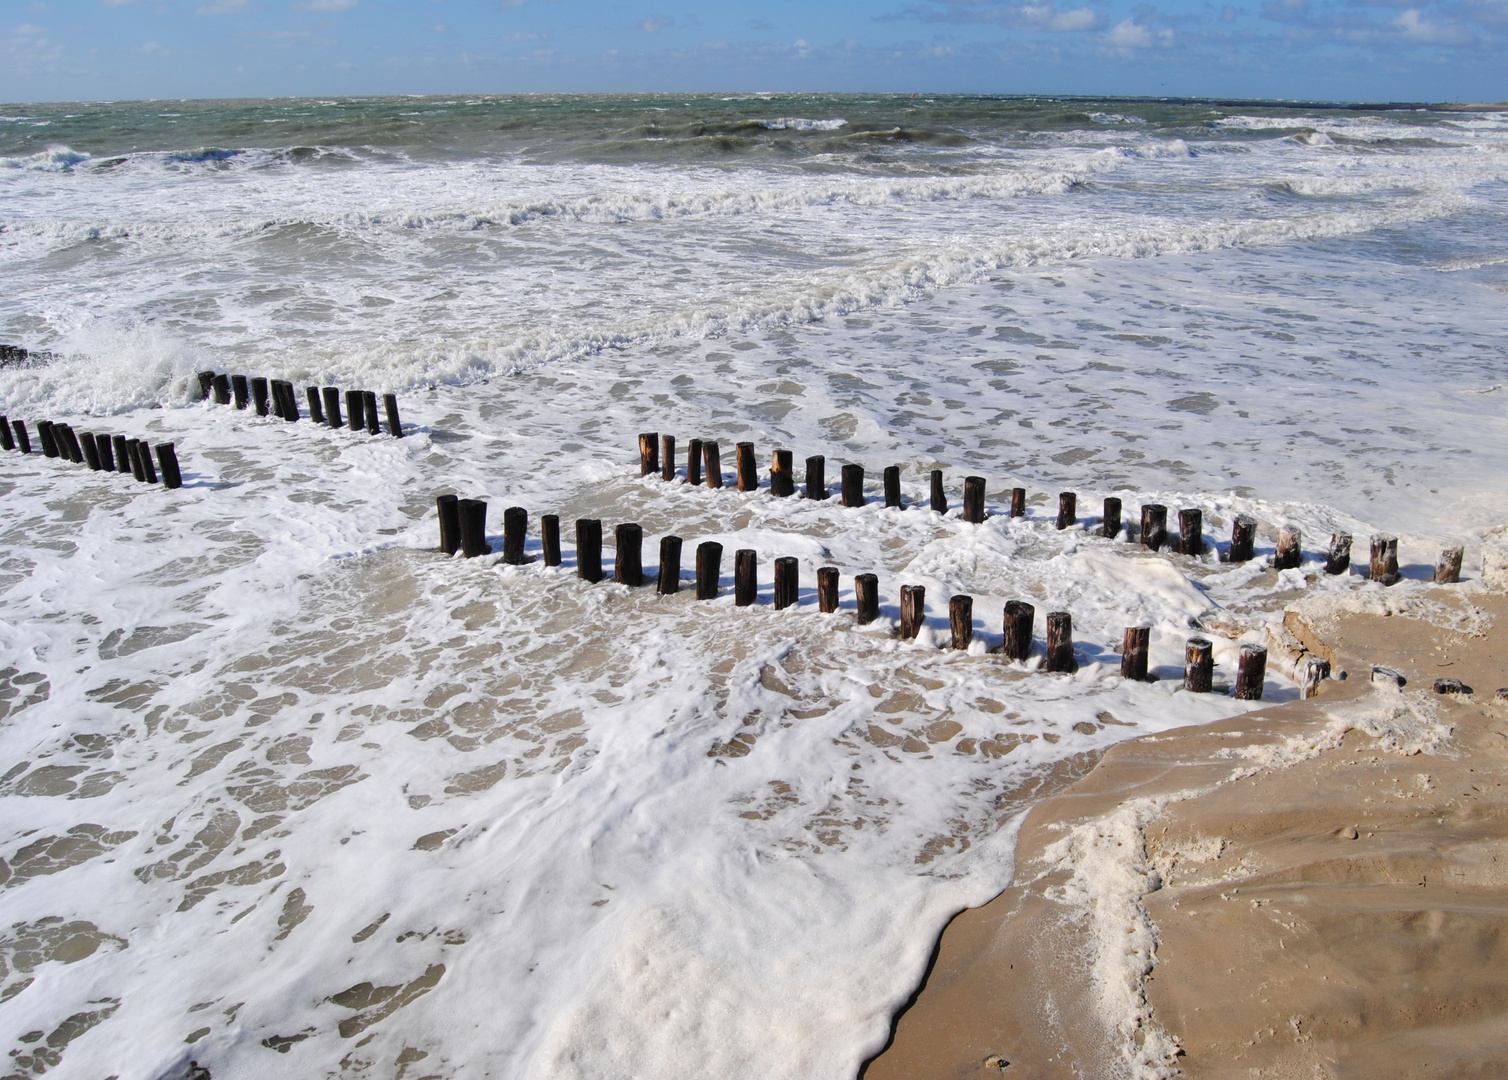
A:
[805,455,826,499]
[503,507,528,565]
[960,476,985,523]
[155,443,183,489]
[284,381,302,422]
[231,374,250,410]
[252,377,270,417]
[8,421,27,454]
[541,515,562,567]
[1043,612,1077,673]
[576,519,603,582]
[112,435,130,473]
[1010,487,1026,518]
[696,541,722,600]
[1102,497,1122,539]
[212,374,232,405]
[322,387,342,429]
[855,574,879,624]
[1002,600,1034,661]
[841,464,864,507]
[771,450,794,497]
[346,390,363,432]
[136,440,158,484]
[57,424,83,464]
[437,495,461,554]
[661,435,676,482]
[658,535,682,594]
[0,418,12,452]
[1234,644,1267,700]
[950,595,973,650]
[125,440,143,481]
[817,566,839,612]
[639,433,659,477]
[900,585,925,639]
[1178,509,1203,557]
[1325,533,1352,575]
[930,470,946,514]
[614,523,643,586]
[80,432,102,471]
[1301,657,1331,699]
[734,549,757,606]
[884,466,902,509]
[268,380,284,420]
[1369,535,1399,585]
[1120,626,1150,681]
[197,371,215,400]
[687,438,703,486]
[307,387,325,425]
[1184,638,1213,693]
[1274,528,1302,571]
[1056,492,1076,530]
[1229,515,1256,563]
[363,392,380,435]
[36,421,58,458]
[774,556,798,609]
[1435,547,1463,585]
[459,499,491,558]
[383,393,401,437]
[703,441,723,489]
[92,433,113,470]
[736,442,757,492]
[1141,504,1167,551]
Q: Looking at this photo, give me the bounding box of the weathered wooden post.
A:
[1229,515,1256,563]
[136,440,158,484]
[817,566,839,613]
[1325,533,1352,575]
[1141,504,1167,551]
[1056,492,1076,530]
[774,557,798,610]
[1002,600,1034,661]
[1436,547,1463,585]
[383,393,401,437]
[950,595,973,650]
[735,549,757,606]
[363,392,380,435]
[963,476,985,523]
[884,466,902,509]
[231,375,250,410]
[268,380,284,420]
[855,574,879,624]
[112,435,130,473]
[687,438,703,486]
[1274,528,1302,571]
[346,390,363,432]
[541,514,561,567]
[197,371,215,400]
[57,424,83,464]
[658,535,682,594]
[502,507,528,565]
[614,523,643,586]
[930,470,946,514]
[576,519,603,582]
[1184,638,1213,693]
[1102,497,1122,539]
[703,441,723,489]
[95,433,114,471]
[252,377,270,417]
[639,433,659,477]
[285,381,303,422]
[8,421,26,454]
[37,421,58,458]
[736,442,757,492]
[437,495,460,555]
[1369,535,1399,585]
[125,440,144,481]
[155,443,183,489]
[0,418,12,452]
[661,435,676,481]
[1178,509,1203,557]
[212,374,232,406]
[842,464,864,508]
[1010,487,1026,518]
[460,499,491,558]
[81,432,104,470]
[696,541,722,600]
[1234,644,1267,700]
[1121,626,1150,681]
[322,387,342,429]
[771,450,794,496]
[900,585,925,639]
[805,455,827,499]
[1300,657,1331,699]
[307,387,326,425]
[1043,612,1077,673]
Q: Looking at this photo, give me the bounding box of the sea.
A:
[1,94,1506,1080]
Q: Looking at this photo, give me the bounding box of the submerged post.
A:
[503,507,528,565]
[252,377,270,417]
[459,499,491,558]
[0,417,12,452]
[930,470,946,514]
[1178,509,1203,557]
[1141,504,1167,552]
[541,514,561,567]
[155,443,183,489]
[576,519,604,582]
[437,495,461,555]
[696,541,723,600]
[1326,533,1352,576]
[231,375,250,410]
[771,449,794,497]
[307,387,326,425]
[736,442,757,492]
[112,435,130,474]
[1010,487,1026,518]
[817,566,839,613]
[363,392,380,436]
[9,421,28,454]
[1436,547,1463,585]
[687,438,703,486]
[1229,515,1257,563]
[1102,497,1122,539]
[774,556,798,610]
[1056,492,1076,530]
[1369,534,1399,585]
[1043,612,1077,673]
[346,390,363,432]
[95,433,114,471]
[322,387,342,429]
[703,441,723,489]
[658,535,683,595]
[950,595,973,650]
[1121,626,1150,682]
[854,573,879,625]
[383,393,401,437]
[639,433,659,478]
[805,455,827,500]
[197,371,216,400]
[884,466,902,509]
[963,476,985,523]
[614,523,643,586]
[899,585,925,640]
[80,432,102,471]
[734,549,757,606]
[57,424,82,464]
[1274,528,1302,571]
[1002,600,1034,662]
[136,440,158,484]
[841,464,864,508]
[212,374,232,406]
[1184,638,1213,693]
[661,435,676,482]
[1234,644,1267,700]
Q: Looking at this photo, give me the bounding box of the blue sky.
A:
[2,0,1504,103]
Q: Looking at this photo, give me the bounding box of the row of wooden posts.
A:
[634,434,1466,586]
[196,371,404,438]
[0,413,183,488]
[435,494,1272,699]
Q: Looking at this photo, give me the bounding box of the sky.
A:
[0,0,1504,104]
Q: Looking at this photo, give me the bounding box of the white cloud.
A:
[1108,17,1152,44]
[13,22,47,33]
[1019,4,1102,30]
[637,14,673,31]
[1393,7,1470,41]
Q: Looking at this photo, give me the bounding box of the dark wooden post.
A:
[1010,487,1026,518]
[771,450,794,496]
[639,433,659,477]
[212,374,232,405]
[962,477,986,523]
[817,566,839,612]
[1325,533,1352,575]
[268,380,284,420]
[1436,547,1463,585]
[285,381,303,421]
[0,418,12,452]
[658,535,682,594]
[383,394,401,437]
[576,519,603,582]
[231,374,250,410]
[614,523,643,586]
[1178,509,1203,557]
[1274,528,1302,571]
[541,515,562,567]
[687,438,703,486]
[459,499,491,558]
[884,466,902,509]
[900,585,925,639]
[307,387,326,425]
[1229,515,1256,563]
[1056,492,1076,530]
[322,387,342,428]
[736,442,757,492]
[696,541,722,600]
[841,464,864,507]
[503,507,528,565]
[126,439,144,481]
[136,440,158,484]
[363,392,380,435]
[1121,626,1150,681]
[1043,612,1077,673]
[252,377,270,417]
[80,432,102,471]
[94,433,114,470]
[1369,535,1399,585]
[774,556,798,609]
[1102,497,1122,539]
[950,595,973,650]
[8,421,27,454]
[155,443,183,489]
[805,455,827,499]
[112,434,130,473]
[1141,504,1167,551]
[703,441,723,489]
[855,574,879,624]
[1002,600,1034,661]
[36,421,58,458]
[57,424,83,464]
[197,371,215,400]
[734,549,757,606]
[1184,638,1213,693]
[346,390,363,432]
[661,435,676,482]
[930,470,946,514]
[437,495,460,554]
[1234,644,1267,700]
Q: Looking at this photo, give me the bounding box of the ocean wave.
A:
[758,117,848,131]
[1,145,91,171]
